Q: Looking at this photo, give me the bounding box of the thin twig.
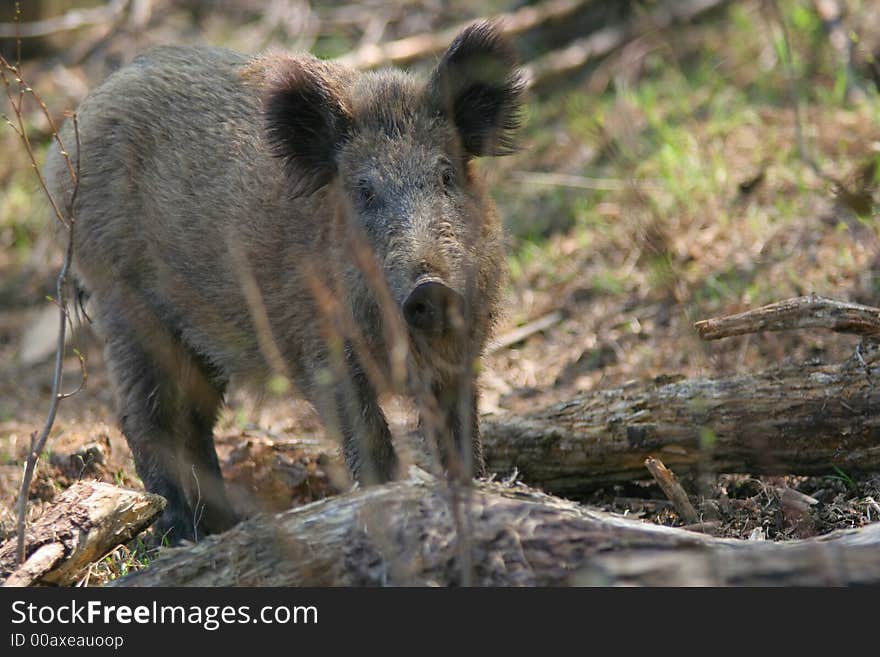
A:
[12,109,81,564]
[57,348,87,399]
[0,62,70,228]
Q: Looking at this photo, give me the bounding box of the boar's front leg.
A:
[310,348,399,486]
[97,295,237,543]
[424,377,485,480]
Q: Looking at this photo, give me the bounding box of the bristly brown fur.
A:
[260,56,354,197]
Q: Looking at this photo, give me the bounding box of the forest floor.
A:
[1,0,879,583]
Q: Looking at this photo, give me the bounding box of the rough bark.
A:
[0,480,165,586]
[480,349,880,496]
[114,474,880,587]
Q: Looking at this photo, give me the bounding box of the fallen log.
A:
[0,480,164,586]
[481,296,880,496]
[481,350,880,495]
[114,474,880,586]
[206,350,880,505]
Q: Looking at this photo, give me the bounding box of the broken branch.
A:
[694,295,880,341]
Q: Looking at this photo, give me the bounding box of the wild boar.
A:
[44,21,524,542]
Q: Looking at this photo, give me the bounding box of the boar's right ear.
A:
[264,59,352,196]
[428,21,525,158]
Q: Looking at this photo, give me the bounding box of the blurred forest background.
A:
[1,0,879,583]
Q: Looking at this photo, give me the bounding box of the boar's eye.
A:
[356,179,378,209]
[440,166,456,190]
[439,158,457,191]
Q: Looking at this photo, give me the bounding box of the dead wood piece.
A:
[2,543,64,587]
[0,480,164,586]
[487,311,564,354]
[644,457,699,523]
[694,295,880,341]
[481,349,880,495]
[336,0,586,69]
[114,475,880,587]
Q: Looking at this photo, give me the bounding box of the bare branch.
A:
[336,0,586,70]
[0,60,72,227]
[694,295,880,341]
[9,96,82,563]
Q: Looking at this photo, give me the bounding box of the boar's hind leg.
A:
[99,299,237,543]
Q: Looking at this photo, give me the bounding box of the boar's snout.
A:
[402,278,465,336]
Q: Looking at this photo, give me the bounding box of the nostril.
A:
[410,301,429,319]
[403,280,465,335]
[404,290,439,333]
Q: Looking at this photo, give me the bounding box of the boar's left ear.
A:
[263,58,352,196]
[428,21,525,158]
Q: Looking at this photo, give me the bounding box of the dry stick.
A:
[644,457,699,524]
[345,214,480,585]
[225,235,300,395]
[694,295,880,341]
[15,210,75,564]
[301,272,432,587]
[487,310,564,354]
[340,0,730,81]
[3,544,64,587]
